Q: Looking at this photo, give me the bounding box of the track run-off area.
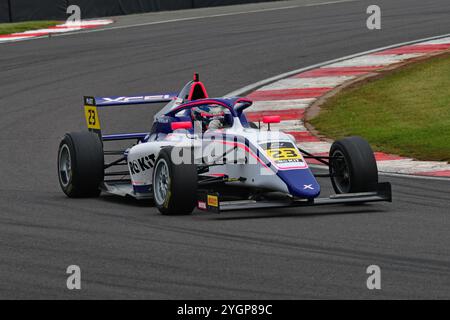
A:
[0,0,449,299]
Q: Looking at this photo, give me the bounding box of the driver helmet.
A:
[191,105,226,131]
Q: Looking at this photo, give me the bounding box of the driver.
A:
[191,105,226,132]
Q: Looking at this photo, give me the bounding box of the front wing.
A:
[198,182,392,213]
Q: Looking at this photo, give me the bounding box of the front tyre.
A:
[152,147,198,215]
[58,132,104,197]
[329,136,378,194]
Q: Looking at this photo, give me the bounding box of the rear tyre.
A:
[152,147,198,215]
[58,132,104,197]
[329,136,378,194]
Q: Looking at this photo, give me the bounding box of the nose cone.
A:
[276,169,320,198]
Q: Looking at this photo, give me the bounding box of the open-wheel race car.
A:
[57,74,391,215]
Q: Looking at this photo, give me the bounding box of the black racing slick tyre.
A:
[152,147,198,215]
[329,136,378,194]
[58,132,104,197]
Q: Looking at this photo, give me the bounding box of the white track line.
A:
[226,33,450,97]
[326,54,424,67]
[419,37,450,45]
[0,19,114,44]
[297,142,332,153]
[251,99,315,111]
[261,120,307,131]
[0,1,358,44]
[310,164,450,182]
[51,0,358,38]
[377,160,450,174]
[259,76,353,90]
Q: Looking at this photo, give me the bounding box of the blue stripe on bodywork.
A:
[102,133,149,141]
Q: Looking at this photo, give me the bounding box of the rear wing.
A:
[93,94,177,107]
[83,93,177,141]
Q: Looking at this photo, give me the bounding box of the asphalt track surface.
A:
[0,0,449,299]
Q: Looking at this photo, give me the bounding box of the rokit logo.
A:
[129,154,156,174]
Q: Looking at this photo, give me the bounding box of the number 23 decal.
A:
[84,106,101,130]
[88,110,96,125]
[267,148,301,160]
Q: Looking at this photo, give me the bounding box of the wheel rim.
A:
[331,150,351,193]
[153,159,170,205]
[59,144,72,187]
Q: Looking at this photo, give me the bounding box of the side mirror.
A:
[171,121,193,131]
[262,116,281,131]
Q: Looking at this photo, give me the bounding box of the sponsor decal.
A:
[100,95,173,104]
[128,154,156,175]
[198,201,207,210]
[207,194,219,207]
[84,97,95,106]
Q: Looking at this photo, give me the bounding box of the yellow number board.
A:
[84,105,101,130]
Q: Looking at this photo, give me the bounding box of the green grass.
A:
[0,21,60,35]
[310,53,450,162]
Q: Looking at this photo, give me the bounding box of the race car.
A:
[57,74,391,215]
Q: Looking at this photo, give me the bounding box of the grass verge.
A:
[0,21,60,35]
[310,53,450,162]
